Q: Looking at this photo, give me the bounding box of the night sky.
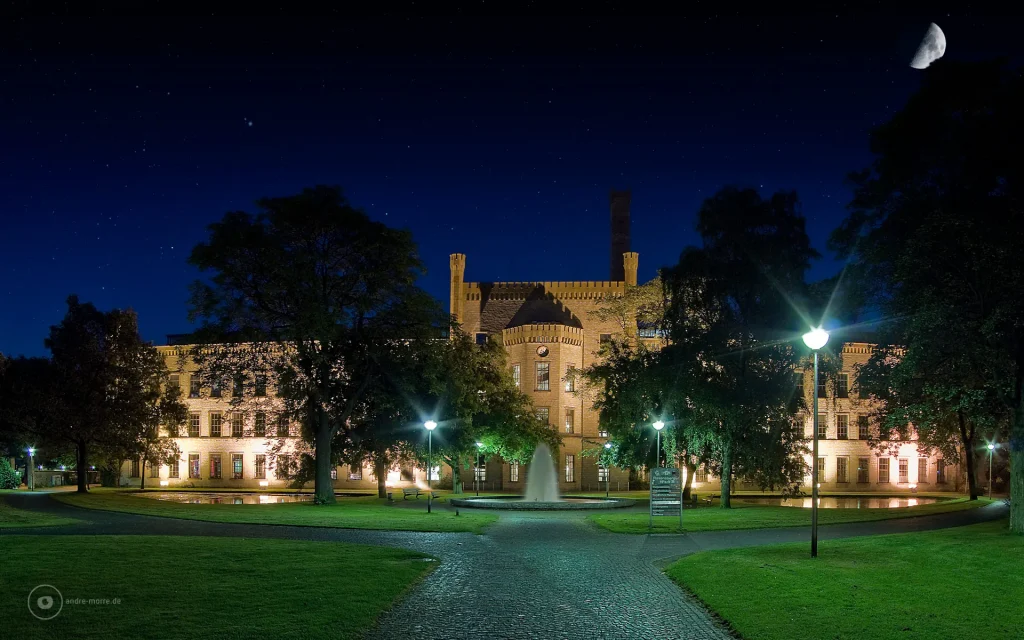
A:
[2,11,1018,356]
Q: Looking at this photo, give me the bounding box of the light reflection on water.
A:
[738,496,938,509]
[136,492,314,505]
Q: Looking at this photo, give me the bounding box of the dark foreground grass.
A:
[667,520,1022,640]
[1,535,433,639]
[0,497,79,528]
[55,490,496,533]
[589,497,989,533]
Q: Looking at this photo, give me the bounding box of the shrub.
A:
[0,457,21,489]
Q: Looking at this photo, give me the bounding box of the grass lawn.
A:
[666,519,1022,640]
[1,535,433,639]
[589,497,990,533]
[0,496,80,528]
[54,490,496,533]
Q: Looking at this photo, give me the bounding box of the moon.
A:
[910,23,946,69]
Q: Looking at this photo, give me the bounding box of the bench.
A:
[702,494,719,505]
[402,487,421,500]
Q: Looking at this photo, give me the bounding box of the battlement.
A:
[463,280,625,302]
[501,324,585,347]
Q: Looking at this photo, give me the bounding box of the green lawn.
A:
[1,535,433,639]
[0,497,80,528]
[54,490,496,533]
[589,497,990,533]
[666,519,1022,640]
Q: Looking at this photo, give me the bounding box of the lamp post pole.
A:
[653,421,665,468]
[988,444,995,497]
[604,442,612,498]
[26,447,35,491]
[475,442,483,496]
[424,421,437,514]
[802,327,829,559]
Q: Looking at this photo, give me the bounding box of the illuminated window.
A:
[598,428,608,438]
[474,463,486,482]
[857,457,869,483]
[188,453,200,479]
[277,415,289,437]
[509,462,519,483]
[330,467,338,480]
[231,454,243,480]
[837,414,849,440]
[898,458,909,484]
[254,412,266,437]
[565,454,575,483]
[918,458,929,483]
[817,414,827,439]
[564,408,575,434]
[936,459,946,483]
[210,412,222,437]
[695,466,708,483]
[169,374,180,392]
[130,459,140,478]
[210,454,222,479]
[188,413,200,438]
[878,458,890,484]
[837,457,849,483]
[254,375,267,397]
[512,364,521,389]
[149,461,160,478]
[817,456,826,479]
[348,467,362,481]
[858,415,869,439]
[565,364,575,392]
[189,377,201,398]
[254,455,266,479]
[231,412,244,438]
[169,458,180,479]
[838,373,849,398]
[598,465,609,482]
[536,407,550,425]
[429,466,440,481]
[536,362,550,391]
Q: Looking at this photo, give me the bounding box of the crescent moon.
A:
[910,23,946,70]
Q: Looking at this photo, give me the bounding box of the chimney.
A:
[609,190,631,281]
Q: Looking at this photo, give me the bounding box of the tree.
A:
[663,187,818,507]
[830,60,1024,530]
[138,381,187,490]
[187,185,443,504]
[45,296,180,492]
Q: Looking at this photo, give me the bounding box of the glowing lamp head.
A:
[604,442,612,449]
[476,441,483,448]
[653,421,665,431]
[802,327,830,350]
[988,443,995,450]
[424,420,437,431]
[27,447,35,455]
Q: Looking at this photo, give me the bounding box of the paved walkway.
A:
[2,493,1009,639]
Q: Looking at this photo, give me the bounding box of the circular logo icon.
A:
[28,584,63,620]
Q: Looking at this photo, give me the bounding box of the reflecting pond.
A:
[135,492,314,505]
[736,496,941,509]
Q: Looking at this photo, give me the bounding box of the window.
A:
[509,462,519,483]
[565,364,575,392]
[429,466,440,481]
[600,333,612,344]
[535,362,550,391]
[474,463,485,482]
[330,467,338,480]
[565,454,575,483]
[231,412,244,438]
[249,412,264,438]
[598,465,609,482]
[936,459,946,483]
[169,458,180,479]
[475,332,488,345]
[210,454,222,479]
[189,377,201,398]
[818,456,826,480]
[878,458,890,484]
[898,458,909,484]
[857,457,869,483]
[348,467,362,481]
[598,428,609,438]
[838,373,849,398]
[918,458,929,483]
[169,374,180,392]
[232,454,243,480]
[837,457,849,483]
[837,414,849,440]
[210,378,223,398]
[188,454,201,479]
[794,371,804,399]
[210,412,222,437]
[564,408,575,434]
[233,375,244,398]
[254,455,266,479]
[149,461,161,478]
[536,407,550,425]
[817,375,827,398]
[277,415,289,437]
[858,415,869,440]
[188,412,200,437]
[817,414,827,439]
[276,455,292,479]
[696,466,708,483]
[254,375,267,397]
[512,364,521,389]
[130,459,140,478]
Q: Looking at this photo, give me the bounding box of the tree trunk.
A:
[682,456,696,501]
[76,440,89,493]
[720,442,732,508]
[140,460,146,491]
[1011,400,1024,533]
[958,410,979,500]
[313,408,336,505]
[451,456,463,494]
[374,457,388,499]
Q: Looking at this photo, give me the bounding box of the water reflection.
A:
[136,492,314,505]
[739,496,936,509]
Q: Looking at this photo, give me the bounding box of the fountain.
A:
[449,443,635,511]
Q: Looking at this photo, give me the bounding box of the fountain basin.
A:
[449,496,636,510]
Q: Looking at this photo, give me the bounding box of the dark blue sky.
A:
[1,11,1016,356]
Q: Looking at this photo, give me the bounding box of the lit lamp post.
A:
[604,442,613,498]
[988,443,996,497]
[475,441,483,496]
[802,326,829,559]
[424,421,437,513]
[26,447,35,491]
[653,421,665,468]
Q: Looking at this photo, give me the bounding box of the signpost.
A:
[649,467,683,532]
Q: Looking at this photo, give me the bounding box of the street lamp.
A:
[604,442,613,498]
[475,442,484,496]
[653,421,665,469]
[26,447,35,491]
[424,421,437,513]
[988,443,996,497]
[802,326,829,558]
